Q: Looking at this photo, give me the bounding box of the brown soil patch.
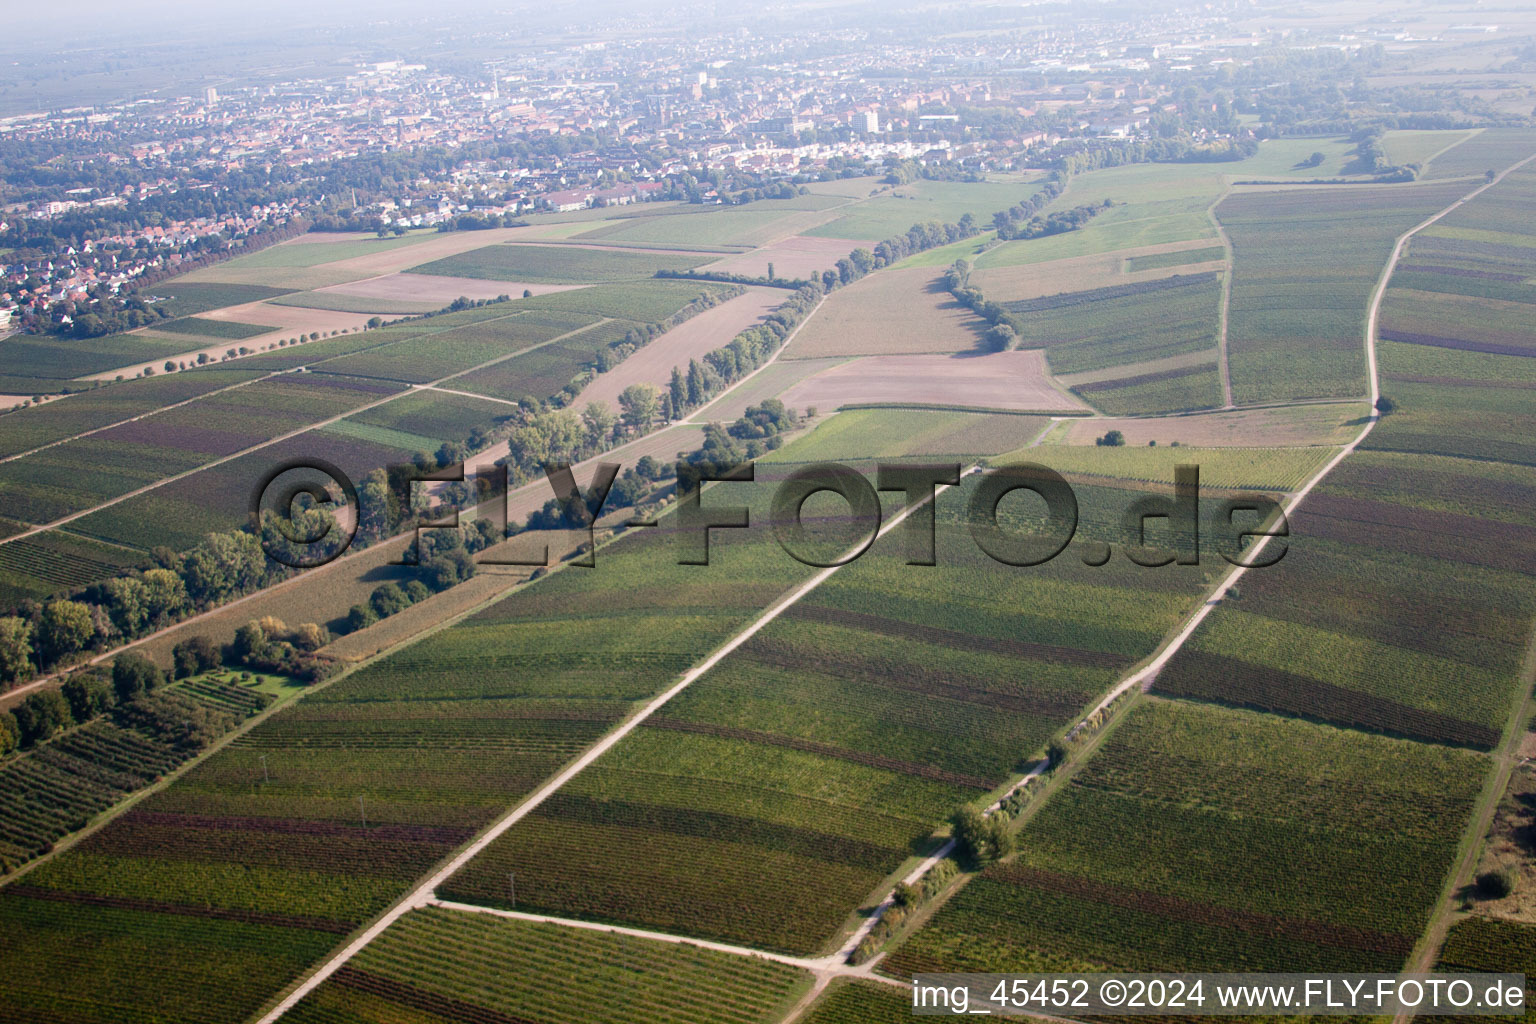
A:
[780,350,1086,412]
[784,266,993,358]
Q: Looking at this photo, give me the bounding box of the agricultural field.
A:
[0,373,403,527]
[573,194,847,248]
[285,907,812,1024]
[577,287,782,410]
[1219,179,1470,404]
[313,310,598,384]
[66,428,421,551]
[799,980,913,1023]
[342,389,516,445]
[972,244,1223,305]
[1057,401,1367,448]
[1435,917,1536,1022]
[782,267,991,358]
[973,162,1226,269]
[778,351,1086,414]
[0,673,279,873]
[694,356,849,421]
[1421,127,1536,180]
[1014,443,1336,493]
[436,471,1213,955]
[702,235,869,281]
[775,408,1049,462]
[804,177,1044,241]
[0,332,201,384]
[1155,449,1536,750]
[0,471,826,1023]
[1382,129,1478,171]
[451,317,643,400]
[0,368,268,458]
[143,282,295,318]
[1007,271,1223,376]
[1123,244,1227,273]
[0,529,146,608]
[151,316,276,340]
[407,243,705,284]
[1068,361,1224,415]
[513,279,733,322]
[887,698,1486,975]
[306,271,574,309]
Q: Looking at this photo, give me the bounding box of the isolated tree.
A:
[1096,429,1126,447]
[1374,395,1397,416]
[984,322,1018,352]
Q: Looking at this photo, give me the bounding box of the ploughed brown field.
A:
[779,349,1086,412]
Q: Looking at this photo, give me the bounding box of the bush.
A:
[370,583,411,617]
[1477,869,1516,899]
[290,623,329,652]
[346,604,379,632]
[1096,429,1126,447]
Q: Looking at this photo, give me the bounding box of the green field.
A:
[1008,271,1223,376]
[208,232,441,269]
[0,374,402,528]
[0,528,146,607]
[265,290,440,315]
[888,698,1486,975]
[285,907,811,1024]
[777,409,1049,462]
[574,195,845,248]
[0,333,201,382]
[1220,180,1470,404]
[800,980,912,1023]
[806,177,1045,241]
[0,463,828,1022]
[408,244,706,283]
[1124,245,1225,272]
[1421,127,1536,180]
[1015,443,1335,492]
[975,163,1226,270]
[437,471,1214,955]
[146,282,294,316]
[314,310,597,384]
[1070,361,1223,415]
[1154,162,1536,750]
[0,368,267,458]
[151,316,275,340]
